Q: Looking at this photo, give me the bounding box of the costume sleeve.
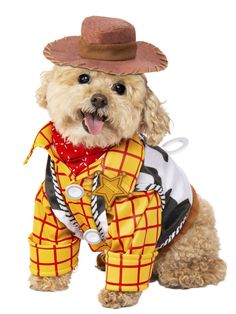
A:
[28,183,80,277]
[104,191,162,292]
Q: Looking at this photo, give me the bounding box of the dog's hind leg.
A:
[154,197,226,289]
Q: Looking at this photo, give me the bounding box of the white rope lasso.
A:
[161,137,189,155]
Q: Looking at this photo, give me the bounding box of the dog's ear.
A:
[139,87,170,146]
[36,70,53,108]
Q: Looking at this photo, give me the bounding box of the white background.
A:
[0,0,235,313]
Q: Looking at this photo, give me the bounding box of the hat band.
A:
[78,37,137,61]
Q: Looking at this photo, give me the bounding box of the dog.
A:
[26,16,226,308]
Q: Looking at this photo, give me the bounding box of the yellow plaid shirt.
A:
[25,122,162,292]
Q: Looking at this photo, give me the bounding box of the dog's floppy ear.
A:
[36,70,53,108]
[139,87,170,146]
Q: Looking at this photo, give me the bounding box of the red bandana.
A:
[52,126,109,175]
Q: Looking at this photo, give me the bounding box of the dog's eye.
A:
[78,74,90,84]
[112,83,126,95]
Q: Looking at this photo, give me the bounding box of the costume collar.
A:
[51,124,110,176]
[24,121,144,193]
[24,121,54,164]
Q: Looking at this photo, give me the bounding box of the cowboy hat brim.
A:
[43,36,168,75]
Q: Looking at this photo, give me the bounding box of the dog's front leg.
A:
[97,249,157,308]
[98,191,161,308]
[28,182,81,292]
[98,250,146,308]
[29,272,72,292]
[96,252,142,308]
[98,288,142,309]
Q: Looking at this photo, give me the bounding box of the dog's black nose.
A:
[91,94,108,108]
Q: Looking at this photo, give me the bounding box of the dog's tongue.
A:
[84,113,104,135]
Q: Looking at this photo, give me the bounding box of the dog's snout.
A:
[91,93,108,108]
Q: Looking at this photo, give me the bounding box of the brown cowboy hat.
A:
[44,16,168,75]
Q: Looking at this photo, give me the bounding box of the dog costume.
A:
[25,121,198,292]
[27,16,198,292]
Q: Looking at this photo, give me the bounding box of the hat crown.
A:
[81,16,136,44]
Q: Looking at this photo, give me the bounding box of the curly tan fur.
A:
[36,71,53,108]
[29,272,72,292]
[98,289,142,308]
[36,65,170,148]
[139,88,170,145]
[153,196,227,289]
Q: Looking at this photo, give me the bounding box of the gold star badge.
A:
[93,172,130,210]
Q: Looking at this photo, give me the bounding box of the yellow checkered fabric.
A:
[26,122,162,291]
[105,190,161,291]
[105,251,158,291]
[28,184,80,276]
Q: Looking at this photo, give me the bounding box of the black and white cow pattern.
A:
[135,142,193,249]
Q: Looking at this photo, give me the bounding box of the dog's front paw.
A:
[98,288,142,308]
[29,272,72,292]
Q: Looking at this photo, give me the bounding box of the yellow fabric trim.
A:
[105,250,158,292]
[29,235,80,277]
[24,122,54,164]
